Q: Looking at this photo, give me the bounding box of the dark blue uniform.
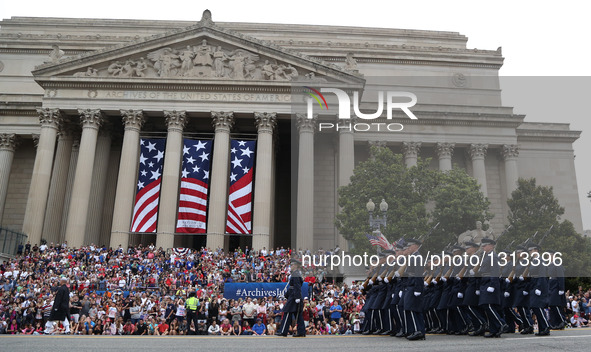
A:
[547,260,566,328]
[478,250,506,335]
[278,269,305,336]
[529,259,550,334]
[403,251,426,337]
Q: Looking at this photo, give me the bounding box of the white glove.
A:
[414,292,421,297]
[469,270,475,276]
[368,279,374,285]
[457,292,463,299]
[431,279,438,285]
[505,278,511,284]
[455,276,461,281]
[392,293,395,299]
[424,281,429,287]
[295,299,300,303]
[377,276,382,281]
[504,292,510,298]
[398,291,402,298]
[475,290,480,296]
[394,271,401,278]
[558,290,564,295]
[518,276,524,281]
[535,289,541,296]
[487,287,494,293]
[522,291,529,296]
[384,278,389,284]
[441,277,447,283]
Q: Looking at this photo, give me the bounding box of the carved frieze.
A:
[70,38,326,82]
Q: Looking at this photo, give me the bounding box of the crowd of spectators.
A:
[0,242,366,336]
[566,288,591,327]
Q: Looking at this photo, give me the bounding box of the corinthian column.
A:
[436,142,455,171]
[252,112,276,251]
[84,126,112,246]
[0,134,17,224]
[64,109,104,248]
[502,144,519,198]
[23,108,62,245]
[469,143,488,197]
[337,119,355,250]
[206,112,234,251]
[42,127,73,244]
[296,114,317,251]
[155,110,187,250]
[110,110,145,250]
[402,142,421,167]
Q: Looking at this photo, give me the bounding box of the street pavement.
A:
[1,328,591,351]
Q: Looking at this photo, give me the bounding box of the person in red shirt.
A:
[157,319,169,335]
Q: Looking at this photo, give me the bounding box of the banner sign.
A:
[223,282,309,300]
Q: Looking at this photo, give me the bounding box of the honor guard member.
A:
[403,238,426,341]
[513,245,534,334]
[463,241,486,336]
[391,241,407,337]
[361,263,380,334]
[364,252,390,334]
[478,238,507,338]
[277,258,306,337]
[435,249,454,334]
[425,259,444,334]
[448,245,469,334]
[185,291,199,334]
[378,249,397,335]
[527,243,550,336]
[547,250,567,329]
[500,250,523,333]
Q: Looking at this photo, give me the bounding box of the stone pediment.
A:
[32,10,364,89]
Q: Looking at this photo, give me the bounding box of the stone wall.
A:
[1,140,35,231]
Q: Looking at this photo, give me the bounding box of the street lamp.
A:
[367,198,388,231]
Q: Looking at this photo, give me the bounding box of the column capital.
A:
[337,117,358,133]
[120,109,145,132]
[164,110,187,133]
[254,112,277,135]
[32,134,40,149]
[402,142,422,158]
[501,144,519,160]
[296,113,317,133]
[436,142,455,158]
[469,143,488,159]
[78,109,104,130]
[0,133,17,152]
[36,108,62,129]
[211,111,234,133]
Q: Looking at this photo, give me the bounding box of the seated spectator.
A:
[242,321,253,335]
[252,318,266,336]
[231,320,242,336]
[157,318,169,335]
[220,319,232,336]
[208,320,220,335]
[267,320,276,335]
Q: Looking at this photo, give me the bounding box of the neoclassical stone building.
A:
[0,11,582,251]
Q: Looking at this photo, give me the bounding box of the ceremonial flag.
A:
[225,139,256,234]
[366,232,393,250]
[176,139,212,233]
[131,138,166,233]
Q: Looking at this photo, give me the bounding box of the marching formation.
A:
[360,230,567,341]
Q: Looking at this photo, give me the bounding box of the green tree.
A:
[501,177,591,276]
[335,146,492,253]
[425,168,493,250]
[502,178,564,247]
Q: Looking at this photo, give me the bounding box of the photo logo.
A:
[303,86,329,110]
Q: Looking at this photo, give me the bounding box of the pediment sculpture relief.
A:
[72,39,322,82]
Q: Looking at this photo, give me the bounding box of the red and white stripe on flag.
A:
[131,138,166,233]
[226,139,256,234]
[176,139,212,233]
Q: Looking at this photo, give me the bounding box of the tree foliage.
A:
[336,146,492,253]
[499,178,591,276]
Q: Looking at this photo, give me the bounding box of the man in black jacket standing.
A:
[277,258,305,337]
[50,276,71,334]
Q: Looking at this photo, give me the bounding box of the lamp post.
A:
[367,198,388,232]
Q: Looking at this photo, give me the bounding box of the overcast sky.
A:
[1,0,589,229]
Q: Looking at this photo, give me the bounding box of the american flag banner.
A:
[176,139,212,233]
[225,139,256,234]
[366,232,394,250]
[131,138,166,233]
